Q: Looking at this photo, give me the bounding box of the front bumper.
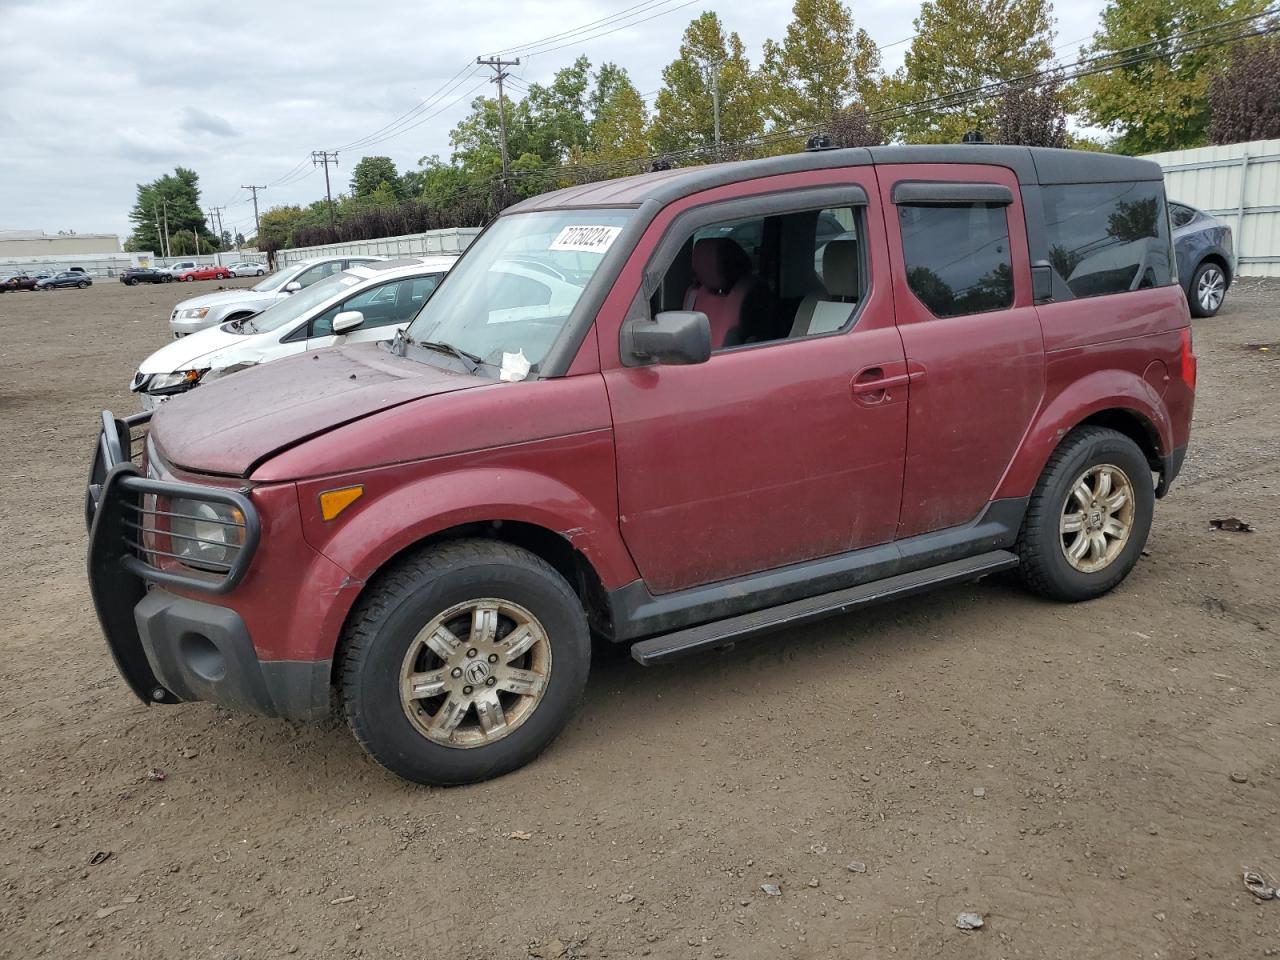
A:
[85,412,331,720]
[169,314,221,337]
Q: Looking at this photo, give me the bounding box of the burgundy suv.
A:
[87,145,1195,785]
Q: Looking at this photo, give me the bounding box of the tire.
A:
[1015,426,1154,602]
[78,281,89,288]
[126,278,137,286]
[1188,261,1226,318]
[163,274,173,283]
[339,539,590,786]
[256,269,265,276]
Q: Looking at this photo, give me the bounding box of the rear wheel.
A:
[1015,427,1154,602]
[77,280,88,288]
[339,540,590,785]
[1189,261,1226,317]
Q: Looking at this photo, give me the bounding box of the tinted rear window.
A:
[899,203,1014,318]
[1042,183,1174,299]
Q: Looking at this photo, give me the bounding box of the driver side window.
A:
[309,276,442,337]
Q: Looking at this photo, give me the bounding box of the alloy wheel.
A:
[399,598,551,749]
[1059,463,1136,574]
[1197,266,1225,313]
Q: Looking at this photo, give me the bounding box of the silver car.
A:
[227,261,268,277]
[168,255,383,337]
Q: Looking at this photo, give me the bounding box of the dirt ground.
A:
[0,273,1277,960]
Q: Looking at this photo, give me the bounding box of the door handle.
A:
[852,369,911,395]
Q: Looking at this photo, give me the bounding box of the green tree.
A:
[879,0,1056,143]
[650,12,764,157]
[349,156,404,199]
[523,56,594,163]
[1078,0,1271,154]
[760,0,882,135]
[584,63,649,166]
[255,205,307,252]
[125,167,217,253]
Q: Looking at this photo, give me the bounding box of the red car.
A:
[87,144,1194,786]
[1,272,39,291]
[174,264,231,281]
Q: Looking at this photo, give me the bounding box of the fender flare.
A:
[994,369,1171,501]
[302,466,638,654]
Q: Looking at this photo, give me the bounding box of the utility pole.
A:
[241,184,264,239]
[152,203,164,260]
[477,56,520,182]
[159,197,171,259]
[702,60,722,159]
[208,206,226,256]
[312,151,339,228]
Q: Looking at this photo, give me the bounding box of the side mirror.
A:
[331,310,364,334]
[627,310,711,366]
[283,280,302,293]
[1031,260,1054,304]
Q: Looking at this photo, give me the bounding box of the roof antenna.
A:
[961,130,987,144]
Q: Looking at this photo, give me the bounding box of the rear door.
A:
[877,165,1045,537]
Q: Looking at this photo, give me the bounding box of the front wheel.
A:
[1015,426,1154,602]
[78,281,89,288]
[339,540,590,786]
[1189,261,1226,317]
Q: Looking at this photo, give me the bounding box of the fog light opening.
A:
[180,632,227,683]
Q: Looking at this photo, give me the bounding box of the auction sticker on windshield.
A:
[549,225,622,254]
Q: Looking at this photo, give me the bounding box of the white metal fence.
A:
[1145,138,1280,278]
[275,227,481,269]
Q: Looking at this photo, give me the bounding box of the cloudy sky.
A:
[0,0,1106,244]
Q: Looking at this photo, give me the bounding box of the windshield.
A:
[252,265,300,292]
[403,209,632,377]
[245,272,362,333]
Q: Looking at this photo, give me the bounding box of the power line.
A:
[336,64,483,152]
[517,0,700,59]
[484,0,683,57]
[501,14,1280,187]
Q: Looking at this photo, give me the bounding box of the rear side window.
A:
[899,204,1013,318]
[1042,182,1174,299]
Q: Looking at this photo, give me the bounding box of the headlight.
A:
[166,498,246,570]
[177,307,210,320]
[148,370,205,393]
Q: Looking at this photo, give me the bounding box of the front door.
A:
[877,165,1046,538]
[601,174,909,594]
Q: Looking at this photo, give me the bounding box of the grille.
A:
[87,410,260,594]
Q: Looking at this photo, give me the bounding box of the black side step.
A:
[630,550,1018,665]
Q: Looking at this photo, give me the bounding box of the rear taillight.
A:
[1179,327,1197,391]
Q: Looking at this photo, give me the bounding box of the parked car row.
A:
[2,267,91,290]
[87,144,1210,789]
[133,256,457,408]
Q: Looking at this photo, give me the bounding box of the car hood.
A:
[138,323,259,375]
[173,287,278,311]
[149,343,488,477]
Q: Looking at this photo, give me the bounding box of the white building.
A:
[0,230,121,257]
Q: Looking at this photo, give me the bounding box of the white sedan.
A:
[132,257,456,409]
[227,261,268,277]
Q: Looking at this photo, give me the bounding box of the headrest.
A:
[692,237,751,293]
[822,239,860,299]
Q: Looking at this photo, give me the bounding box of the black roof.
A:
[505,144,1163,214]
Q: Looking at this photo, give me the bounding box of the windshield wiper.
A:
[411,337,482,373]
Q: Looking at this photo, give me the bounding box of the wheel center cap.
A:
[1089,509,1103,529]
[463,659,491,685]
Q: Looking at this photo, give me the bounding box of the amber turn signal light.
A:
[319,485,363,521]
